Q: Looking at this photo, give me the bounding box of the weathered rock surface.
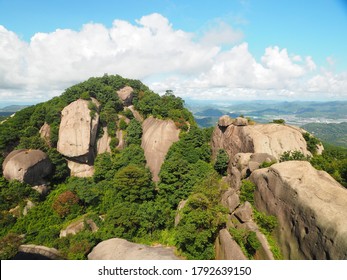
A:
[97,127,111,154]
[57,99,99,162]
[221,188,240,213]
[215,229,247,260]
[234,202,253,223]
[39,122,51,147]
[230,152,277,179]
[117,86,134,106]
[17,245,62,260]
[233,117,248,126]
[88,238,179,260]
[212,120,312,161]
[127,105,144,122]
[141,117,180,181]
[2,149,52,185]
[67,160,94,177]
[218,115,233,127]
[250,161,347,260]
[60,217,98,238]
[116,129,125,150]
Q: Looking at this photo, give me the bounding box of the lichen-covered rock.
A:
[215,229,247,260]
[117,86,134,106]
[88,238,179,260]
[2,149,52,185]
[141,117,180,181]
[57,99,99,162]
[250,161,347,260]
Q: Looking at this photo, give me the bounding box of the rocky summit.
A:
[1,75,346,261]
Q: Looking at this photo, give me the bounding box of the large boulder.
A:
[212,120,313,161]
[215,229,247,260]
[117,86,134,106]
[57,98,99,163]
[141,117,180,181]
[88,238,179,260]
[2,149,52,185]
[15,245,62,260]
[250,161,347,260]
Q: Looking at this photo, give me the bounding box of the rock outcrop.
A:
[88,238,179,260]
[16,245,62,260]
[60,217,99,238]
[67,160,95,177]
[141,117,180,181]
[215,229,247,260]
[57,98,99,163]
[212,117,313,161]
[2,149,52,185]
[117,86,134,106]
[97,127,111,154]
[250,161,347,259]
[39,122,51,147]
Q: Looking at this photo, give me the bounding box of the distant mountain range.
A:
[0,105,29,115]
[189,100,347,128]
[302,122,347,148]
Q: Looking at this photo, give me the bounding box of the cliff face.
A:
[141,117,180,182]
[250,161,347,260]
[211,115,313,161]
[57,98,100,177]
[57,98,100,163]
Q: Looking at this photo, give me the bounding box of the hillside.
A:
[302,122,347,148]
[0,75,346,260]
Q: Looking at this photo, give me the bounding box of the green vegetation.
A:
[272,119,285,124]
[280,150,310,162]
[214,149,229,176]
[302,122,347,148]
[302,132,321,155]
[229,228,260,259]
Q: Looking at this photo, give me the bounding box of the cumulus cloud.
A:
[0,13,346,102]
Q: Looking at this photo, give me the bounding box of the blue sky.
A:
[0,0,346,104]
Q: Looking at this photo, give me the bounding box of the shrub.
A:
[52,191,80,218]
[239,180,256,204]
[214,149,229,176]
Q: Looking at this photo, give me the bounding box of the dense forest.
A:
[0,75,346,260]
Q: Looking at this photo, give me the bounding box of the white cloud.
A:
[200,20,244,46]
[0,13,346,103]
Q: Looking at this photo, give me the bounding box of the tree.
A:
[125,119,142,145]
[214,149,229,175]
[52,190,80,218]
[113,164,154,203]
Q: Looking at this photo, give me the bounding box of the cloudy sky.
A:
[1,0,347,105]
